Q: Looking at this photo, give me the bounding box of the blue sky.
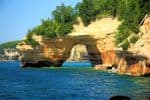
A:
[0,0,81,43]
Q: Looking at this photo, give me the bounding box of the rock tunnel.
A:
[17,17,119,67]
[19,35,103,67]
[16,16,150,76]
[65,37,102,66]
[42,35,102,67]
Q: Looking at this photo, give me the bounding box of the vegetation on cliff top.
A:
[0,40,21,54]
[26,3,76,38]
[77,0,150,49]
[26,0,150,50]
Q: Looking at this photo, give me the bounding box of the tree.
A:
[40,19,57,38]
[115,0,148,46]
[25,30,39,47]
[52,3,75,24]
[0,40,21,54]
[25,3,76,41]
[52,3,76,36]
[24,0,150,50]
[106,0,118,16]
[76,0,95,25]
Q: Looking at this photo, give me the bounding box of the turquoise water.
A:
[0,61,149,100]
[62,62,92,67]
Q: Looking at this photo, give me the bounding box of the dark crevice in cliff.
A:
[116,50,146,66]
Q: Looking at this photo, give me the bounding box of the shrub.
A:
[120,39,130,50]
[130,35,139,44]
[24,39,39,47]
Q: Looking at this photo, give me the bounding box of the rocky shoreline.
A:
[17,16,150,76]
[95,50,150,76]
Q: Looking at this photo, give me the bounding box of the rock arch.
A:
[42,35,102,67]
[66,44,88,62]
[66,39,102,66]
[17,17,119,67]
[16,17,150,76]
[18,35,103,67]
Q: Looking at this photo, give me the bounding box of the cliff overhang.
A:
[16,17,150,76]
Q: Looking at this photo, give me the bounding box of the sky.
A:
[0,0,81,44]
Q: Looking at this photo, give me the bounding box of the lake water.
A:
[0,61,149,100]
[62,62,92,67]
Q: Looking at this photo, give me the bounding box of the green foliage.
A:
[115,22,132,44]
[52,3,75,24]
[25,3,76,43]
[24,0,150,50]
[76,0,96,25]
[115,31,130,45]
[26,29,34,40]
[114,0,150,50]
[0,40,21,54]
[76,0,149,50]
[24,39,39,47]
[76,0,118,25]
[25,29,39,47]
[116,0,141,39]
[33,19,57,38]
[130,35,139,44]
[120,39,130,50]
[94,0,118,17]
[56,23,73,36]
[52,3,76,36]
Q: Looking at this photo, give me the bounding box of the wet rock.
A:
[96,50,150,76]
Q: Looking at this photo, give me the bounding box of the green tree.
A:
[52,3,76,36]
[0,40,21,54]
[76,0,95,25]
[52,3,75,24]
[25,29,39,47]
[28,19,58,38]
[120,39,130,50]
[40,19,57,38]
[76,0,118,25]
[130,35,139,44]
[115,0,148,46]
[106,0,118,16]
[24,0,150,50]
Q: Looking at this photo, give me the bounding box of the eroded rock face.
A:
[101,50,119,66]
[95,16,150,76]
[130,16,150,59]
[96,50,150,76]
[17,36,102,67]
[117,51,150,76]
[127,15,150,76]
[17,16,150,76]
[17,17,119,67]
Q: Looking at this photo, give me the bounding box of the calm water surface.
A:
[0,61,149,100]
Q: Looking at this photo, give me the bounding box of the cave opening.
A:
[62,44,92,67]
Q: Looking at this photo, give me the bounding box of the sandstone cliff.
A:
[96,15,150,76]
[17,16,150,76]
[17,17,120,67]
[69,17,121,51]
[129,15,150,59]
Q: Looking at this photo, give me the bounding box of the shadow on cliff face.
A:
[116,50,147,66]
[86,44,102,66]
[116,50,150,76]
[97,49,150,76]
